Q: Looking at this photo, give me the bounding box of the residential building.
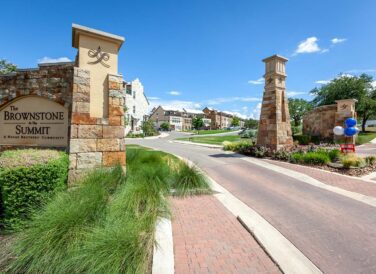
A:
[149,106,184,131]
[203,107,246,129]
[124,78,149,134]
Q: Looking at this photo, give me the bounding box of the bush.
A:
[341,153,366,168]
[293,135,311,145]
[328,149,341,162]
[291,125,302,135]
[365,156,376,165]
[239,129,257,139]
[223,140,252,152]
[238,145,271,158]
[271,149,290,161]
[290,151,330,165]
[7,166,125,273]
[0,150,69,230]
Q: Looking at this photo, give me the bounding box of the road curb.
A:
[152,217,174,274]
[171,140,223,148]
[174,155,322,274]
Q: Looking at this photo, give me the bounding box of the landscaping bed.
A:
[177,135,250,145]
[0,145,211,273]
[223,141,376,177]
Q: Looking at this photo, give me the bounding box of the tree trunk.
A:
[362,113,367,132]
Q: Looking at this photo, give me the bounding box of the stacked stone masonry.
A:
[303,104,337,139]
[68,68,126,180]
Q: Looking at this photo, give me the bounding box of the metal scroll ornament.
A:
[87,46,110,68]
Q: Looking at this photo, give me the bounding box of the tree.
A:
[244,118,258,129]
[0,59,17,74]
[160,122,170,131]
[231,116,240,127]
[288,98,313,126]
[192,117,204,130]
[142,119,157,136]
[311,74,376,132]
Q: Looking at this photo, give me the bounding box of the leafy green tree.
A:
[192,117,204,130]
[142,119,157,136]
[288,98,313,126]
[231,116,240,127]
[244,118,258,129]
[311,74,376,132]
[0,59,17,74]
[160,122,170,131]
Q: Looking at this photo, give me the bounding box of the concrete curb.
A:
[152,217,174,274]
[173,155,322,274]
[171,140,223,148]
[362,171,376,181]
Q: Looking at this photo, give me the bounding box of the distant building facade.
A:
[203,107,245,129]
[124,79,149,134]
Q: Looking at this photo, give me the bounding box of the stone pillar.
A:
[257,55,293,151]
[335,99,357,144]
[68,24,126,182]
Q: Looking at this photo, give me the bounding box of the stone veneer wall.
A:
[68,68,126,181]
[303,104,337,139]
[0,63,74,112]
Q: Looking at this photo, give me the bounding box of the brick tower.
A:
[257,55,293,151]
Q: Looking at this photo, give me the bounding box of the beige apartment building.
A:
[203,107,245,129]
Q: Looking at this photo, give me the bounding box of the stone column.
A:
[257,55,293,151]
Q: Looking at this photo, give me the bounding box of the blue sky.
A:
[1,0,376,119]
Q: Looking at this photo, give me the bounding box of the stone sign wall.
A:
[303,99,357,142]
[0,24,127,182]
[0,63,74,150]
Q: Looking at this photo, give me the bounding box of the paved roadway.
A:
[126,132,376,274]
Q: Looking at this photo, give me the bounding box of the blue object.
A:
[344,126,357,136]
[345,118,357,127]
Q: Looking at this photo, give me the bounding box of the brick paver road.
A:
[127,133,376,274]
[172,195,280,274]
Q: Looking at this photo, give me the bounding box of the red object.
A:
[340,144,355,153]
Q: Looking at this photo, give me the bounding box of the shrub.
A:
[239,129,257,139]
[291,125,302,136]
[271,149,290,161]
[223,140,252,152]
[293,135,311,145]
[0,150,69,230]
[7,166,125,273]
[341,153,366,168]
[290,151,330,165]
[328,149,341,162]
[365,156,376,165]
[238,145,271,158]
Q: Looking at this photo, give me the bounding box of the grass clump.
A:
[171,162,211,196]
[290,150,330,165]
[341,153,366,168]
[223,140,252,152]
[7,166,124,273]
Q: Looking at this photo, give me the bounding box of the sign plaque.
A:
[0,96,69,147]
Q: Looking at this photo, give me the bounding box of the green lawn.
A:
[356,127,376,145]
[185,129,237,135]
[178,135,248,145]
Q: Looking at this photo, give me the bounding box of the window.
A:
[133,106,136,114]
[126,85,132,95]
[133,91,136,99]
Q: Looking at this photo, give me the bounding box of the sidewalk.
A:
[264,159,376,197]
[171,195,280,274]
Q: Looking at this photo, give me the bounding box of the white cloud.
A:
[286,91,306,97]
[294,37,321,55]
[315,80,331,85]
[148,97,160,100]
[168,91,181,96]
[248,78,264,85]
[345,69,376,74]
[249,103,262,120]
[38,57,72,63]
[320,48,329,54]
[372,81,376,88]
[206,96,261,105]
[331,38,347,44]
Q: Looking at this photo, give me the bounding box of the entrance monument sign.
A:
[0,96,68,147]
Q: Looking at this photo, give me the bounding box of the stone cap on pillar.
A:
[72,24,125,51]
[263,54,288,77]
[335,99,357,112]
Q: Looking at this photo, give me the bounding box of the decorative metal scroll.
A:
[87,46,110,68]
